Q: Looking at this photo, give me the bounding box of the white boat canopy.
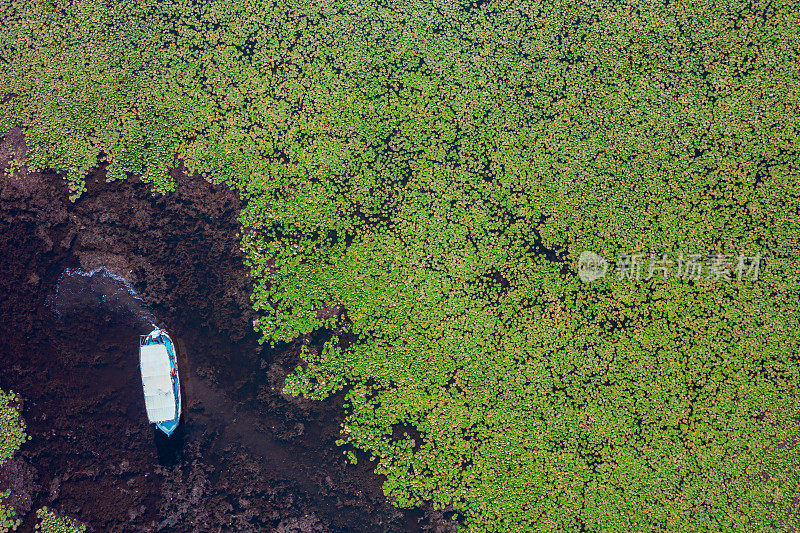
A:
[140,344,175,422]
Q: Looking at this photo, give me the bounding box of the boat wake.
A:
[47,266,157,327]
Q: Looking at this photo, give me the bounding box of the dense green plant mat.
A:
[2,0,799,530]
[35,508,85,533]
[0,391,26,466]
[0,390,27,531]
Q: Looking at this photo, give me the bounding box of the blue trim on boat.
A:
[141,327,182,436]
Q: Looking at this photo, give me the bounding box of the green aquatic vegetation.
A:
[2,0,800,530]
[0,391,27,532]
[0,392,82,532]
[35,508,85,533]
[0,390,26,465]
[2,156,22,179]
[0,489,19,532]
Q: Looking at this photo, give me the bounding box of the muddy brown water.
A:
[0,154,458,532]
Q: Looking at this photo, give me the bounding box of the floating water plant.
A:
[1,0,799,530]
[0,390,26,531]
[36,508,85,533]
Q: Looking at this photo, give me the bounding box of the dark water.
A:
[47,266,158,329]
[48,265,187,466]
[0,168,454,532]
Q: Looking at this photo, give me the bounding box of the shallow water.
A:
[47,266,158,328]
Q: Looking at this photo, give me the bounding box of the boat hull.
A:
[140,328,182,436]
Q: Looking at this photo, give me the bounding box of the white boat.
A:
[139,326,181,436]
